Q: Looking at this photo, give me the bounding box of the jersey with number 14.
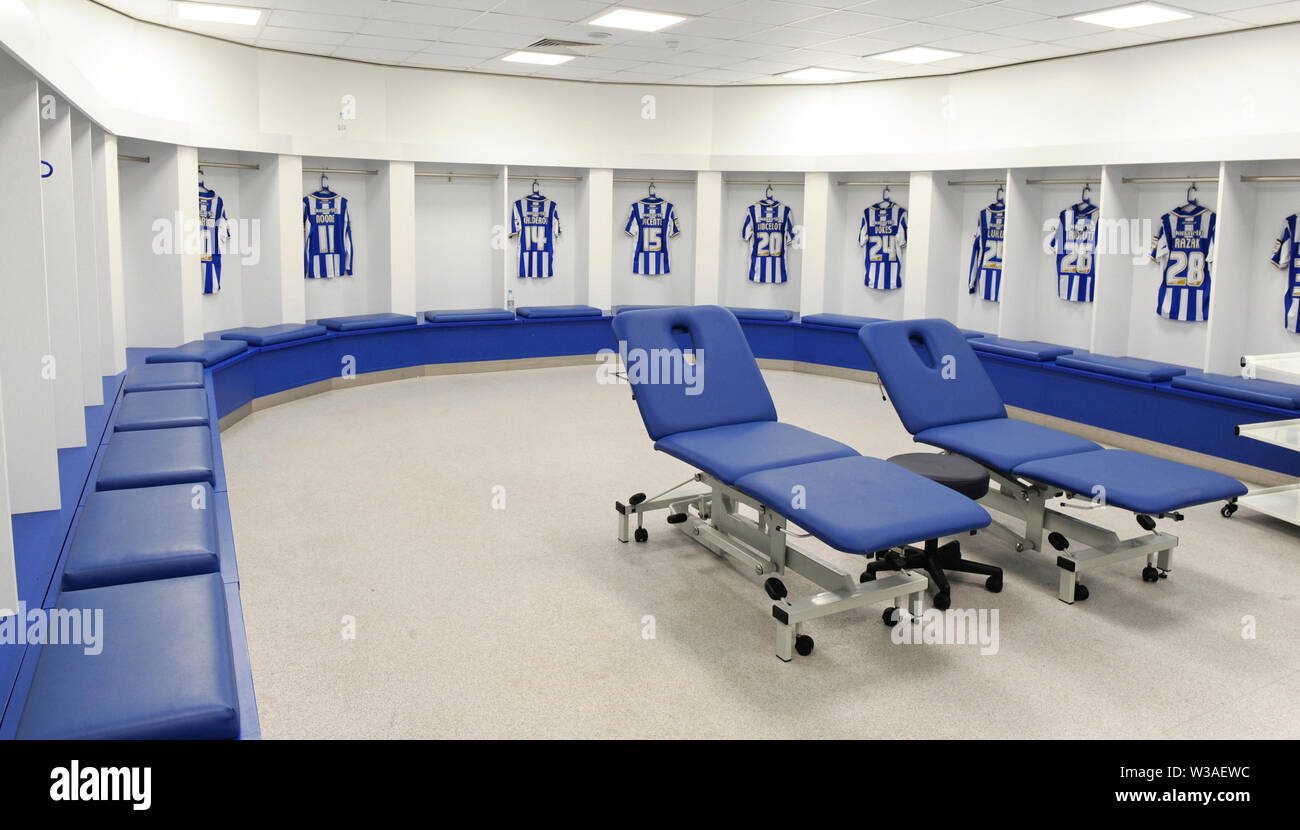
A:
[624,197,680,275]
[858,202,907,290]
[742,200,795,284]
[1151,205,1216,322]
[1269,213,1300,333]
[511,196,561,278]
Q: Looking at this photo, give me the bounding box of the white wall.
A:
[69,109,102,405]
[414,166,503,312]
[11,0,1300,173]
[1235,161,1300,360]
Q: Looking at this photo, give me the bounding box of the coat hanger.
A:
[531,178,541,196]
[994,184,1005,204]
[880,184,891,203]
[1080,183,1092,204]
[764,183,775,201]
[1185,182,1199,207]
[198,165,206,189]
[319,172,331,192]
[647,181,656,198]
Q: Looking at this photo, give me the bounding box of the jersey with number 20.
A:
[742,199,795,284]
[1150,204,1216,322]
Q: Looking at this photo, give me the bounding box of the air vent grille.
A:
[525,38,605,56]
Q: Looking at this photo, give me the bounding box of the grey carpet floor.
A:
[219,365,1300,739]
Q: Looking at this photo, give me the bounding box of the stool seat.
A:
[888,452,990,501]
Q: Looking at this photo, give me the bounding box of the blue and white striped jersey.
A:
[624,197,680,275]
[1050,202,1099,303]
[303,189,353,279]
[968,200,1006,302]
[511,195,561,278]
[742,199,795,284]
[1269,213,1300,333]
[1151,204,1215,322]
[199,187,230,295]
[858,201,907,290]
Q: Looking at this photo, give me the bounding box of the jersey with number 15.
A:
[1151,204,1216,322]
[624,197,680,275]
[742,200,795,284]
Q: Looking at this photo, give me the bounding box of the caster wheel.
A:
[1136,514,1157,531]
[633,527,648,543]
[794,635,814,657]
[764,577,788,601]
[1142,565,1161,583]
[1221,504,1237,518]
[628,493,646,506]
[932,591,952,611]
[666,513,687,524]
[1047,531,1069,552]
[1074,583,1089,602]
[859,569,876,583]
[882,607,900,626]
[986,575,1003,593]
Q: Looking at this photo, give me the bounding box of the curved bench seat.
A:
[970,336,1074,361]
[317,312,419,331]
[16,573,240,740]
[727,306,796,322]
[220,323,327,346]
[516,304,602,319]
[1055,352,1188,383]
[1171,372,1300,410]
[424,308,516,323]
[145,339,248,367]
[800,313,886,330]
[123,362,205,392]
[96,426,216,490]
[114,389,210,432]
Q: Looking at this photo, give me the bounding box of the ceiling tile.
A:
[676,67,758,82]
[692,39,784,58]
[870,21,974,44]
[1134,15,1254,39]
[332,45,419,62]
[462,13,568,35]
[711,1,833,26]
[401,53,487,70]
[372,3,482,27]
[356,19,453,40]
[1222,1,1300,25]
[815,35,910,54]
[985,42,1081,60]
[434,28,535,48]
[1168,0,1265,11]
[627,0,740,13]
[344,33,437,52]
[423,41,509,58]
[257,26,351,45]
[992,0,1119,14]
[725,56,809,74]
[1052,29,1159,51]
[670,51,745,68]
[593,45,681,62]
[785,11,901,34]
[927,31,1034,53]
[927,4,1047,32]
[738,26,833,48]
[264,10,365,32]
[257,39,337,56]
[851,0,977,20]
[490,0,609,21]
[992,18,1103,42]
[668,17,775,38]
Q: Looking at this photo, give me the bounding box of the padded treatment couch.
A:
[612,305,990,660]
[860,318,1246,603]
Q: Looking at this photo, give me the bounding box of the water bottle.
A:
[506,289,515,311]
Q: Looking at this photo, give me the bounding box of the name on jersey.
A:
[522,211,550,224]
[755,219,784,232]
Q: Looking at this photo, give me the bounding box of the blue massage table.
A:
[860,319,1247,603]
[612,306,991,660]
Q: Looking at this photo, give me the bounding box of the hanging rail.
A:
[723,179,803,187]
[198,160,260,171]
[1241,175,1300,183]
[1024,177,1099,185]
[302,166,378,176]
[117,154,150,163]
[837,180,909,187]
[506,174,583,182]
[613,177,696,184]
[947,179,1006,186]
[1121,176,1215,184]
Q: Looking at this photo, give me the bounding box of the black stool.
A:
[862,452,1002,610]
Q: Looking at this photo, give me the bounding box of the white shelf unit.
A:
[610,168,697,309]
[414,162,507,312]
[718,171,804,312]
[1236,412,1300,525]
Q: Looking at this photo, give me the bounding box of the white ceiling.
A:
[95,0,1300,84]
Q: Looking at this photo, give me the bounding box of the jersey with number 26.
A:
[742,200,795,284]
[1151,205,1216,322]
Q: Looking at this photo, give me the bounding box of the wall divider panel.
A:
[69,109,102,406]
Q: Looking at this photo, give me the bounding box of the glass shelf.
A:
[1237,418,1300,453]
[1238,484,1300,524]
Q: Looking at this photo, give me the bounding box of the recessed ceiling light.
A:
[589,9,687,32]
[872,46,962,64]
[1075,3,1191,28]
[502,51,575,66]
[781,67,852,82]
[175,2,262,25]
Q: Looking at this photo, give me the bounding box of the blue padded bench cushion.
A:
[735,456,991,554]
[516,304,602,319]
[916,418,1101,472]
[1015,449,1247,515]
[114,389,210,432]
[613,304,670,314]
[1055,352,1187,383]
[145,338,248,367]
[727,306,795,322]
[970,336,1074,361]
[1171,372,1300,410]
[656,421,858,484]
[62,483,219,590]
[317,312,418,331]
[961,329,990,339]
[424,308,516,323]
[123,362,205,393]
[16,573,239,739]
[220,323,327,346]
[97,426,215,490]
[801,313,886,330]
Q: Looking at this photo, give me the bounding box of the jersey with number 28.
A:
[1151,204,1216,322]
